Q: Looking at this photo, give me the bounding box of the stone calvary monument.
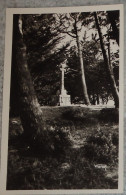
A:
[59,62,71,106]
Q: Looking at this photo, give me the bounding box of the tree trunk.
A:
[12,15,50,149]
[94,12,119,108]
[75,23,90,105]
[97,93,99,105]
[92,93,96,105]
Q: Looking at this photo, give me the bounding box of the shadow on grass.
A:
[7,141,118,190]
[7,131,118,190]
[7,107,119,190]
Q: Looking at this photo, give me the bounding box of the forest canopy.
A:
[10,10,119,114]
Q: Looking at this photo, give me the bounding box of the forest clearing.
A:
[7,106,119,189]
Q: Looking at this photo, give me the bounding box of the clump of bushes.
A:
[62,107,99,124]
[99,108,119,123]
[9,118,23,138]
[9,117,72,156]
[62,107,88,120]
[48,126,72,154]
[29,125,72,155]
[84,129,118,164]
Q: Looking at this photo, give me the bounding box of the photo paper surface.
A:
[0,4,124,194]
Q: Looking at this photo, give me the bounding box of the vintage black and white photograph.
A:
[0,5,124,194]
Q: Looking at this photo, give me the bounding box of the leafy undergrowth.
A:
[7,106,119,190]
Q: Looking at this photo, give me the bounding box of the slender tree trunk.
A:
[92,92,95,105]
[75,23,90,105]
[97,93,99,105]
[94,12,119,108]
[12,15,50,149]
[108,34,111,65]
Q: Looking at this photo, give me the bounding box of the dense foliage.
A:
[10,11,119,110]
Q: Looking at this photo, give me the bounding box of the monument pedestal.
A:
[59,89,71,106]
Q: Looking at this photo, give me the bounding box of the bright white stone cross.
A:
[59,60,71,106]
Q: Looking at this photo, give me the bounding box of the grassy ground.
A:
[7,106,119,190]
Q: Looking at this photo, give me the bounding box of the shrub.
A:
[29,125,72,155]
[112,132,119,146]
[84,129,118,164]
[99,108,119,123]
[62,107,99,124]
[49,127,72,154]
